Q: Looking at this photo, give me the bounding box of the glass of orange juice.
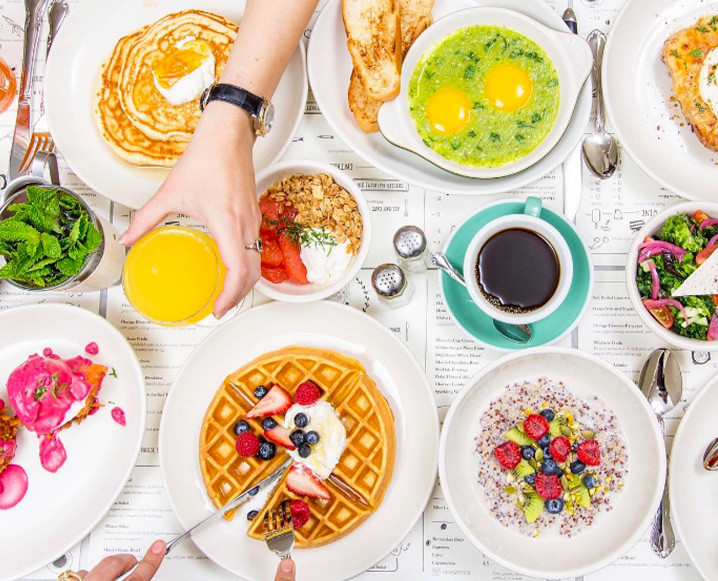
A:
[122,227,225,326]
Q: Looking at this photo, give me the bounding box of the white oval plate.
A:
[670,373,718,580]
[440,348,665,579]
[604,0,718,201]
[0,304,145,581]
[45,0,307,209]
[159,301,439,581]
[308,0,591,195]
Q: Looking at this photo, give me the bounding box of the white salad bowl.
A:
[254,160,371,303]
[626,201,718,352]
[378,7,593,179]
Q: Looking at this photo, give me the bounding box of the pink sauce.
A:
[111,407,126,427]
[85,342,99,356]
[39,435,66,473]
[0,439,16,463]
[42,347,53,357]
[0,464,28,509]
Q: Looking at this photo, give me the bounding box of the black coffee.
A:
[475,228,560,314]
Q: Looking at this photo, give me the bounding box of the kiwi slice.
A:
[575,484,591,508]
[511,459,535,480]
[521,491,544,523]
[505,427,534,447]
[548,419,563,438]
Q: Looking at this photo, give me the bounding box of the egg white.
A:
[699,47,718,117]
[152,39,216,106]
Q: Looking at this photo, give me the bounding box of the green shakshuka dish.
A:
[408,25,560,168]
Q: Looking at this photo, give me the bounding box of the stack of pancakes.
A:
[94,10,237,167]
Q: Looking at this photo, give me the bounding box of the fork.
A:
[264,501,295,559]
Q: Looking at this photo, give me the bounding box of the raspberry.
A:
[548,436,571,463]
[523,414,549,441]
[289,499,311,529]
[494,441,521,470]
[235,432,260,457]
[295,381,322,406]
[577,440,601,466]
[535,472,563,500]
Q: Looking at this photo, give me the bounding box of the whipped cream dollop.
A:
[300,231,352,285]
[284,401,347,479]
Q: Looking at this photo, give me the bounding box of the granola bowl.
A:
[254,160,371,303]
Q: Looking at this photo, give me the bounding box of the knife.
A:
[561,0,581,223]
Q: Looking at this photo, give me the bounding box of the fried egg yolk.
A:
[484,64,532,112]
[425,88,472,134]
[152,39,216,105]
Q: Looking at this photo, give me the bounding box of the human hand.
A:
[274,558,296,581]
[119,102,262,318]
[69,540,165,581]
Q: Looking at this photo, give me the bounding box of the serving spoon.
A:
[431,252,531,344]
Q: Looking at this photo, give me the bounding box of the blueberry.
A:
[294,413,309,428]
[583,475,597,489]
[545,498,564,514]
[298,443,312,458]
[521,446,535,460]
[247,510,259,521]
[233,420,249,435]
[305,431,320,446]
[570,461,586,475]
[542,458,561,476]
[258,440,276,460]
[289,429,305,447]
[248,486,260,496]
[540,409,555,421]
[523,473,536,486]
[571,443,578,452]
[542,446,551,458]
[254,385,268,399]
[537,434,551,448]
[262,417,278,430]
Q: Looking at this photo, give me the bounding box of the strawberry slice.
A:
[264,425,296,451]
[245,385,293,419]
[494,441,521,470]
[523,414,549,441]
[577,440,601,466]
[260,232,283,267]
[295,381,322,406]
[261,265,289,284]
[535,472,563,500]
[289,499,311,529]
[278,234,309,285]
[286,464,330,499]
[548,436,571,463]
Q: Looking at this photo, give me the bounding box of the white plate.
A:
[0,304,145,581]
[159,301,439,581]
[670,373,718,580]
[439,348,665,579]
[307,0,591,195]
[45,0,307,209]
[604,0,718,201]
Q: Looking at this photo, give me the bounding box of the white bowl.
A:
[625,201,718,351]
[378,7,592,179]
[439,347,665,579]
[254,160,371,302]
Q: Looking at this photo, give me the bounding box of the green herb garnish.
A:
[696,100,707,113]
[691,49,704,58]
[109,367,118,378]
[0,186,102,288]
[34,384,48,401]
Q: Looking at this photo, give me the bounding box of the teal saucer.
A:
[440,201,593,351]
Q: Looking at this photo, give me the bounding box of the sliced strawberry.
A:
[295,381,322,406]
[260,232,283,267]
[523,414,549,441]
[289,499,311,529]
[494,441,521,470]
[548,436,571,463]
[264,425,297,451]
[577,439,601,466]
[261,265,289,284]
[235,432,260,457]
[278,234,309,285]
[286,464,330,499]
[245,385,293,419]
[535,472,563,500]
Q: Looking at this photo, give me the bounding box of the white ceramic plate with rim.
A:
[159,301,439,581]
[307,0,591,195]
[45,0,307,209]
[670,373,718,580]
[439,347,665,579]
[0,304,145,581]
[604,0,718,201]
[378,7,592,179]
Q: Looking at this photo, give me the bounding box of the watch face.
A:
[262,102,275,135]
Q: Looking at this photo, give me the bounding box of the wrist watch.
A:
[200,83,275,136]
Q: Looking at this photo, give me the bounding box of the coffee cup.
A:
[463,197,573,326]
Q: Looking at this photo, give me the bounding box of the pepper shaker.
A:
[393,225,430,273]
[371,263,414,308]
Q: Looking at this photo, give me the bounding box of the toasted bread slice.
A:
[343,0,402,101]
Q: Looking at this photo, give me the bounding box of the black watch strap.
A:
[200,83,265,116]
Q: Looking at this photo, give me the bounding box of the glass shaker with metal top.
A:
[371,263,414,308]
[393,225,429,273]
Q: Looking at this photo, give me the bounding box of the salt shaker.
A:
[371,263,414,308]
[393,225,429,273]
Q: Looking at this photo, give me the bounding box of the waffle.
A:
[199,347,396,547]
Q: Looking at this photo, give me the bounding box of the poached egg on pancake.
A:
[152,38,216,106]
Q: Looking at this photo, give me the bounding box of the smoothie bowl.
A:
[378,7,592,179]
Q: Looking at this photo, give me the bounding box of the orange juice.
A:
[123,227,225,326]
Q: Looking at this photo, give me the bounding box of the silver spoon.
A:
[638,349,682,559]
[582,30,618,179]
[702,438,718,470]
[431,252,531,344]
[562,0,577,34]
